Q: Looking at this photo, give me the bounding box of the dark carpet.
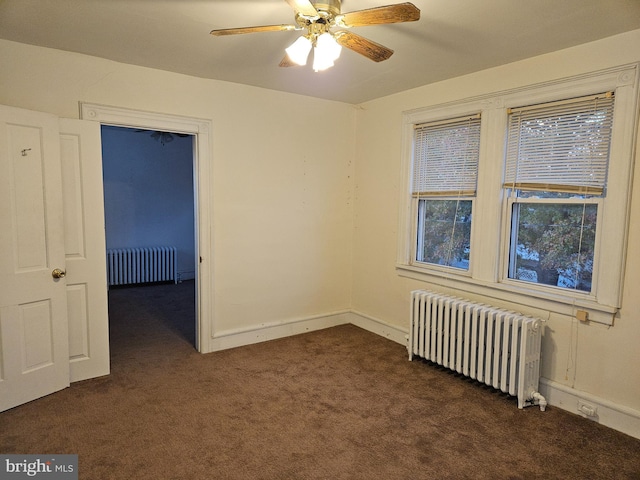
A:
[1,281,639,479]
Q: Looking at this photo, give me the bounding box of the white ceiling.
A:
[1,0,640,104]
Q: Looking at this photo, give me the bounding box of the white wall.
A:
[0,39,355,338]
[101,125,196,280]
[351,30,640,425]
[2,29,640,436]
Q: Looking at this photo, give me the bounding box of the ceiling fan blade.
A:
[210,24,297,36]
[338,2,420,28]
[334,31,394,62]
[285,0,319,17]
[279,55,298,67]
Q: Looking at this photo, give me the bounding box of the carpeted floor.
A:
[1,281,639,479]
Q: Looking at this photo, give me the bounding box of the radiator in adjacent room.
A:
[106,247,178,286]
[409,290,546,410]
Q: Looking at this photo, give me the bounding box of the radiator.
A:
[409,290,546,410]
[106,247,178,286]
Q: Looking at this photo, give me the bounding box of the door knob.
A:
[52,268,66,279]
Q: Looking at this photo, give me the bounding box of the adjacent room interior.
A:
[101,125,197,348]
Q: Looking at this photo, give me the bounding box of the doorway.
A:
[80,102,215,353]
[101,125,196,347]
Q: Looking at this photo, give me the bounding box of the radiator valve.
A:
[532,392,547,412]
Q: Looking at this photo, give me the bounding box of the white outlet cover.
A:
[577,400,598,418]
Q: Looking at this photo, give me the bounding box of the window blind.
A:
[504,93,614,195]
[412,114,481,197]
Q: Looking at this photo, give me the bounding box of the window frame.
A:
[397,64,639,325]
[502,193,604,297]
[410,113,482,274]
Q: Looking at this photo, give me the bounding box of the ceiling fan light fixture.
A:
[312,32,341,72]
[210,1,421,70]
[285,35,313,65]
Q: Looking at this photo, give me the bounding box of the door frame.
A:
[80,103,214,353]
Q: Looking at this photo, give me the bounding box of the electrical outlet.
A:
[577,400,598,418]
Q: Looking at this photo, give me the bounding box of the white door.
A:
[59,119,110,382]
[0,105,70,411]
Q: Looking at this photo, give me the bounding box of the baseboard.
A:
[346,310,409,346]
[177,271,196,282]
[207,310,351,352]
[539,378,640,440]
[206,310,408,354]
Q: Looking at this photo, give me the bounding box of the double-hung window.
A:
[412,114,481,271]
[503,93,614,294]
[399,64,638,324]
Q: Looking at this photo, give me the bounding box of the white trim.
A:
[79,102,214,354]
[206,309,410,352]
[396,264,617,325]
[208,311,352,352]
[540,378,640,440]
[207,310,409,353]
[80,103,208,134]
[347,311,409,346]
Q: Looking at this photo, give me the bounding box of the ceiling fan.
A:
[210,0,420,72]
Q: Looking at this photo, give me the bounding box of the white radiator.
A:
[409,290,546,410]
[106,247,178,286]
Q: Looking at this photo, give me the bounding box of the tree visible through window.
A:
[417,199,472,269]
[412,114,480,271]
[510,198,597,291]
[504,93,614,293]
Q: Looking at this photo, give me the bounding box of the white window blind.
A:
[412,114,481,197]
[504,93,615,195]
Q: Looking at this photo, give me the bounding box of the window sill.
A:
[396,263,617,326]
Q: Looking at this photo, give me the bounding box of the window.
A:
[398,64,638,325]
[412,115,481,270]
[504,93,614,294]
[508,199,598,291]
